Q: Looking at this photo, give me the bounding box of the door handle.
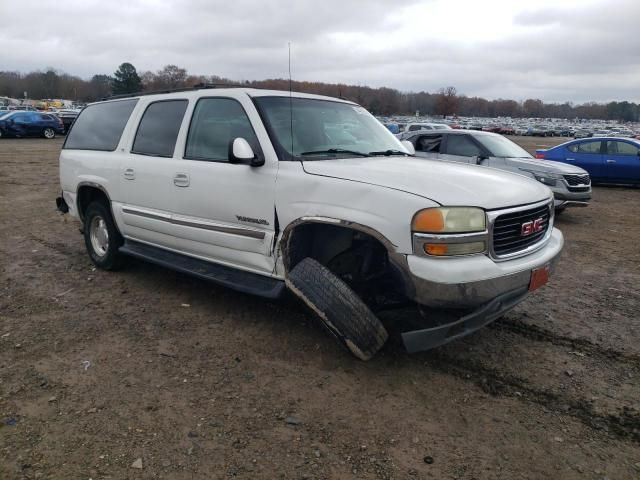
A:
[565,158,575,161]
[123,168,135,180]
[173,173,190,187]
[606,159,616,163]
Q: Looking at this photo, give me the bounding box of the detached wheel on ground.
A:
[286,257,388,361]
[42,127,56,139]
[83,201,125,270]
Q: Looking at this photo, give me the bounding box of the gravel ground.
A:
[1,136,639,480]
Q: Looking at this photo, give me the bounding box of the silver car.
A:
[403,129,592,211]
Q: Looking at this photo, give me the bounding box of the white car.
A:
[57,87,563,360]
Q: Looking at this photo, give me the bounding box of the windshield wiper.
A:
[368,149,411,156]
[300,148,369,157]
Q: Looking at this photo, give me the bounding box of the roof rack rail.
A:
[100,83,249,101]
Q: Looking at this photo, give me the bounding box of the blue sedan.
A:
[0,111,65,139]
[536,137,640,185]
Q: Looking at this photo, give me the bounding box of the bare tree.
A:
[435,86,458,118]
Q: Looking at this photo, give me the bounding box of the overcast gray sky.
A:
[1,0,638,103]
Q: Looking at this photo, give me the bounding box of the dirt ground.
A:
[1,136,639,480]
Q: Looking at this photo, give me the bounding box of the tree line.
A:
[1,63,638,122]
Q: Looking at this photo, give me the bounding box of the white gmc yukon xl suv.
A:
[57,86,564,360]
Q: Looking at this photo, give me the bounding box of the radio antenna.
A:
[288,42,294,159]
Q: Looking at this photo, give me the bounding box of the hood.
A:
[502,157,588,175]
[302,157,551,210]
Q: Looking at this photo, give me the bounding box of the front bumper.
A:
[402,227,564,309]
[402,286,528,352]
[551,183,591,209]
[394,228,563,352]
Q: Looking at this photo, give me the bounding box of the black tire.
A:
[83,201,125,270]
[42,127,56,139]
[285,257,388,360]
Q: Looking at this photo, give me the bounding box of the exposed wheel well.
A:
[282,222,406,304]
[77,185,111,221]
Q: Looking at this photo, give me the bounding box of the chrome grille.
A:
[563,174,590,186]
[492,203,551,257]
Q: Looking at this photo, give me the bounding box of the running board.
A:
[119,240,285,299]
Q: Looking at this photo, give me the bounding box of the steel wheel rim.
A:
[44,128,54,139]
[89,216,109,257]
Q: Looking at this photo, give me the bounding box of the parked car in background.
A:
[54,109,80,134]
[536,138,640,185]
[574,130,591,139]
[528,125,552,137]
[0,111,64,139]
[404,129,592,211]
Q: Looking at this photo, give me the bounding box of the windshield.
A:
[254,96,408,160]
[476,134,532,158]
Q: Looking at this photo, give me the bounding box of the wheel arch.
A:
[279,216,413,296]
[76,182,114,222]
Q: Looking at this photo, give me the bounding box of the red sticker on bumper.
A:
[529,265,550,291]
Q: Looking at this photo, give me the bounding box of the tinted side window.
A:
[416,134,442,153]
[568,141,601,154]
[409,124,429,131]
[13,113,28,122]
[132,100,188,157]
[185,98,259,162]
[446,135,482,157]
[64,99,138,151]
[607,141,639,156]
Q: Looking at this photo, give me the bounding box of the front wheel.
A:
[83,202,125,270]
[42,127,56,139]
[286,257,388,360]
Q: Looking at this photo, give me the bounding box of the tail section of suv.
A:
[57,86,563,360]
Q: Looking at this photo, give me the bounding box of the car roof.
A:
[92,87,356,107]
[406,129,497,137]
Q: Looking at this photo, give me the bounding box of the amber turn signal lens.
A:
[424,244,448,256]
[413,209,444,232]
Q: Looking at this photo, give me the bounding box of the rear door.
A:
[412,133,444,160]
[171,95,278,274]
[117,99,189,250]
[604,140,640,183]
[27,113,44,136]
[565,140,605,179]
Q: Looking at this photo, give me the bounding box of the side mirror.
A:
[476,155,489,165]
[401,140,415,155]
[228,137,264,167]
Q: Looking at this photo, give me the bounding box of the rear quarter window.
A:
[64,99,138,151]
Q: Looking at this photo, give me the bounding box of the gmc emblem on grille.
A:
[521,217,545,237]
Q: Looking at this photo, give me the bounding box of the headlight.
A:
[412,207,487,256]
[412,207,486,233]
[521,169,559,186]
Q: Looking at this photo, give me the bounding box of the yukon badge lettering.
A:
[520,217,545,237]
[236,215,270,226]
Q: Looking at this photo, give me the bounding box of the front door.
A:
[440,133,483,164]
[172,96,278,275]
